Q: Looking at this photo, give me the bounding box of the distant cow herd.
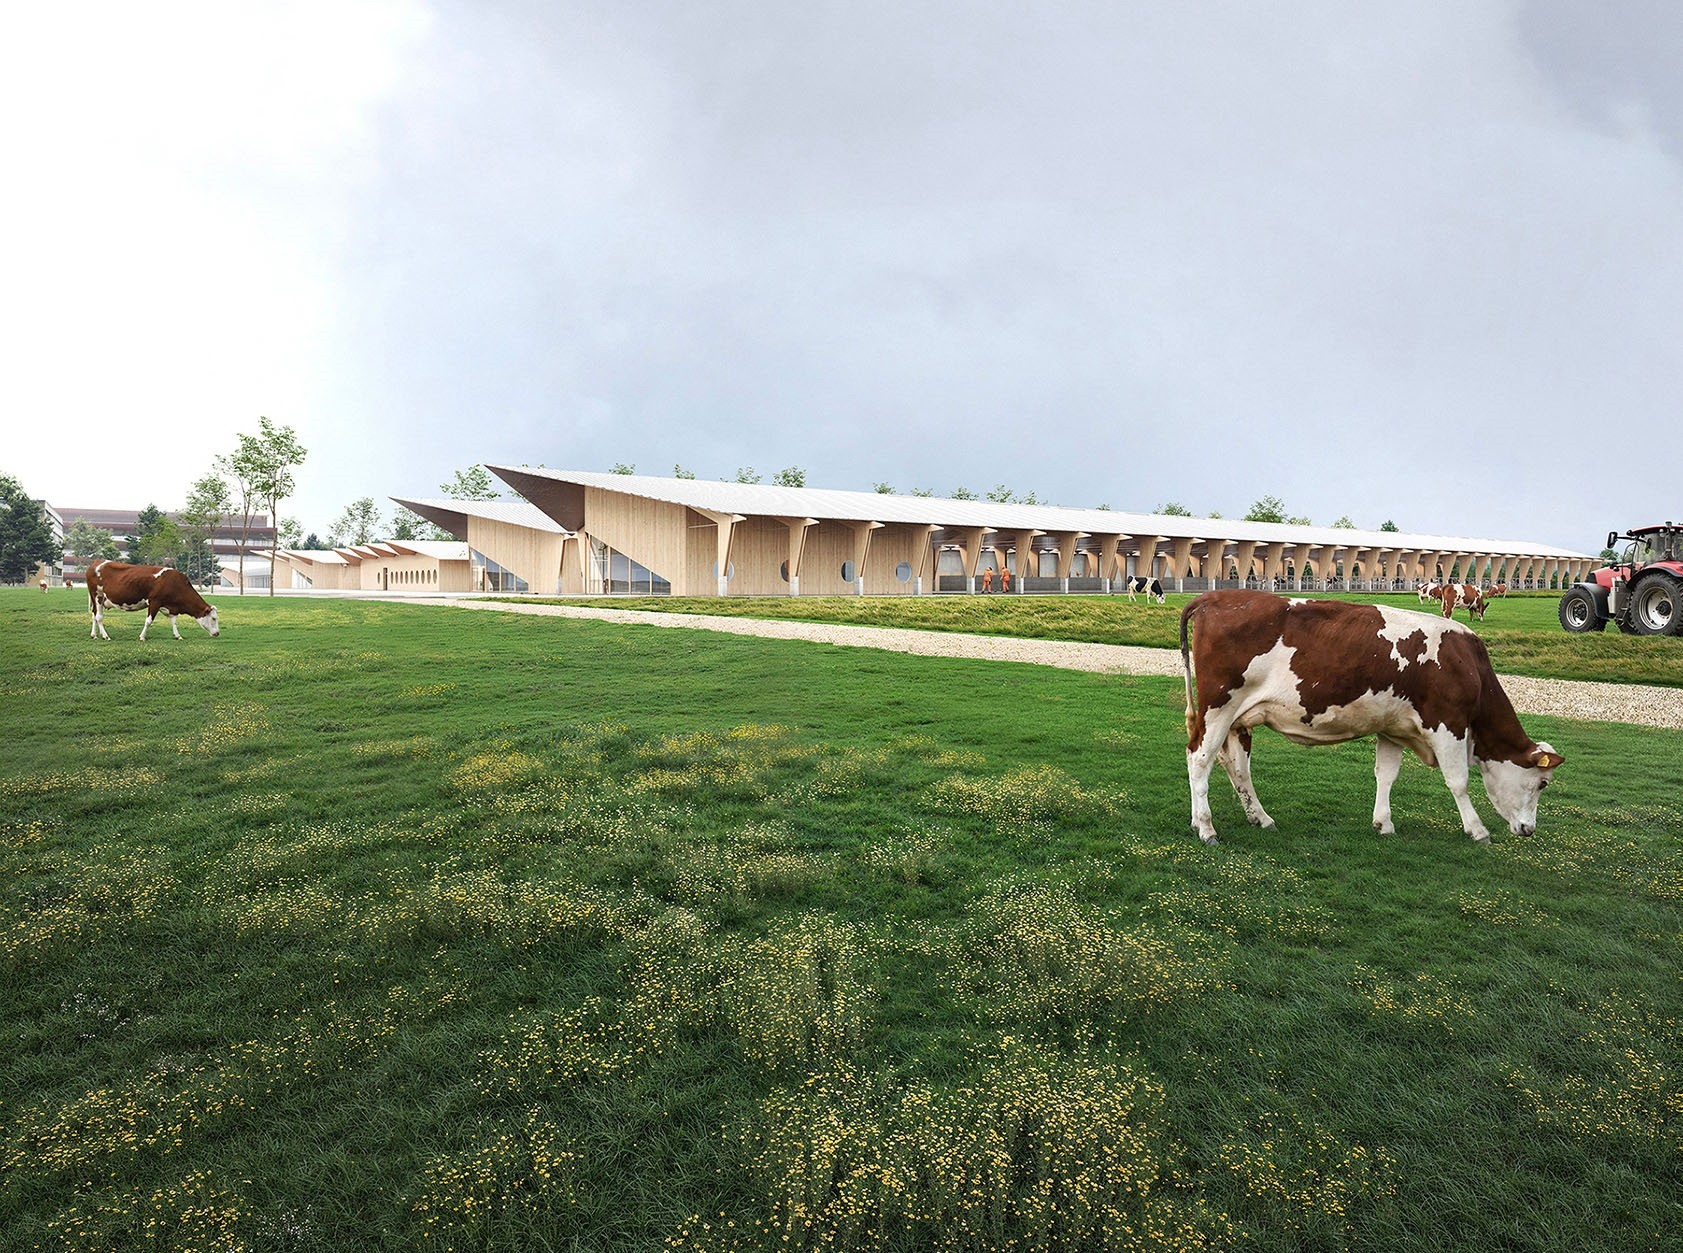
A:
[1416,579,1508,622]
[1119,575,1511,622]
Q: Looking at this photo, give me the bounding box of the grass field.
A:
[2,589,1680,1252]
[511,591,1683,689]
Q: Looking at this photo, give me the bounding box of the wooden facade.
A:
[466,517,571,595]
[270,543,472,593]
[388,472,1597,599]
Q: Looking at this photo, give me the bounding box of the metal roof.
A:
[279,548,351,566]
[281,541,469,564]
[486,467,1592,559]
[386,540,472,559]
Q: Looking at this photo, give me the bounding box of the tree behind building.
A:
[0,475,57,583]
[331,498,384,546]
[178,473,231,584]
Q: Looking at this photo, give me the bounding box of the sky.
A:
[3,1,1679,552]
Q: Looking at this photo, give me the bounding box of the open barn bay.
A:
[2,592,1678,1251]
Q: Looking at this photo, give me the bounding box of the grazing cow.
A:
[39,578,48,593]
[1124,576,1166,603]
[86,561,220,641]
[1437,582,1487,621]
[1489,582,1508,598]
[1416,580,1442,605]
[1179,590,1560,845]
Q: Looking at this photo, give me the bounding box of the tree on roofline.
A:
[442,466,500,500]
[179,472,231,584]
[1243,495,1286,524]
[331,498,383,547]
[221,417,306,596]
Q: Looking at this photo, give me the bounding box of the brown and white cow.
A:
[86,561,220,641]
[1180,590,1560,845]
[1416,580,1441,605]
[1437,582,1487,621]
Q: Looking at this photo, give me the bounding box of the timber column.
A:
[693,508,744,596]
[948,527,987,594]
[1230,540,1259,589]
[846,521,882,594]
[1002,530,1041,592]
[1047,530,1083,594]
[1169,536,1196,592]
[1088,533,1124,593]
[1131,536,1162,588]
[776,516,817,596]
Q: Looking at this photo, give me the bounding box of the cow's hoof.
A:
[1470,832,1491,845]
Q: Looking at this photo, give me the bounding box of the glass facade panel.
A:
[470,549,529,593]
[594,539,671,594]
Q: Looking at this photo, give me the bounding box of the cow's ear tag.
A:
[1535,752,1554,769]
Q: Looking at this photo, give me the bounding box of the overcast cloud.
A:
[3,1,1678,551]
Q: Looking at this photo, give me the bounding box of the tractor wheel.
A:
[1557,587,1605,633]
[1630,574,1683,636]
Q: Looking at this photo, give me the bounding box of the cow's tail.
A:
[1179,598,1198,740]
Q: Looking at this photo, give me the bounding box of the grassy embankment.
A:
[2,590,1679,1251]
[517,590,1683,688]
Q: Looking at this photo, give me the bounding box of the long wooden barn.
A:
[392,468,1596,598]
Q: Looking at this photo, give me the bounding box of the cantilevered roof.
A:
[383,540,471,560]
[391,496,571,539]
[280,548,351,566]
[341,538,471,558]
[282,541,469,565]
[487,467,1592,560]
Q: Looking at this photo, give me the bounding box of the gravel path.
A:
[409,597,1683,731]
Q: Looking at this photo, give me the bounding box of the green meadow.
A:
[2,590,1679,1252]
[519,590,1683,688]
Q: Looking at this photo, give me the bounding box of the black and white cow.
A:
[1123,576,1166,604]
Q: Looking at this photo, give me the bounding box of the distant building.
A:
[45,504,273,587]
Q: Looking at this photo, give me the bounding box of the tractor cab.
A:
[1621,526,1683,566]
[1561,522,1683,635]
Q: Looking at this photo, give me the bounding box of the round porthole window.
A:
[779,561,789,582]
[841,560,857,583]
[710,561,736,580]
[895,561,913,583]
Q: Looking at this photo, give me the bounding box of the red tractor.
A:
[1558,522,1683,635]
